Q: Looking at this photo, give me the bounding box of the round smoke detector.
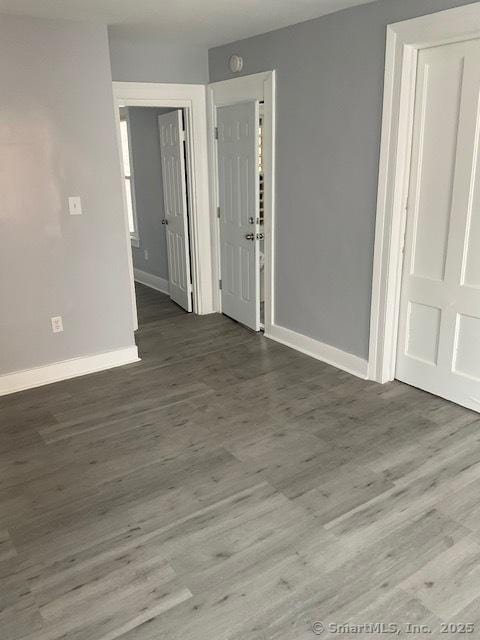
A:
[229,54,244,73]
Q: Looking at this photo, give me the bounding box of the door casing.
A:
[112,82,214,330]
[368,2,480,385]
[207,71,276,335]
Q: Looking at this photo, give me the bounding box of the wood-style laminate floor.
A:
[1,284,480,640]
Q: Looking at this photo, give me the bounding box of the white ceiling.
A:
[0,0,379,46]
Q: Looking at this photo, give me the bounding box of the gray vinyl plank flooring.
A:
[1,283,480,639]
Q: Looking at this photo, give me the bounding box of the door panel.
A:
[454,314,480,378]
[409,54,464,282]
[405,302,441,365]
[217,102,260,330]
[396,39,480,412]
[158,110,192,312]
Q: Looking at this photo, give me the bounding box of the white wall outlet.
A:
[51,316,64,333]
[144,249,149,260]
[68,196,82,216]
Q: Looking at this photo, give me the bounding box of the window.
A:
[119,114,139,246]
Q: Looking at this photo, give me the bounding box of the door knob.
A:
[248,217,255,224]
[161,219,168,225]
[245,233,255,240]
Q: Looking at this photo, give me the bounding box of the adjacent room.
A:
[1,1,480,638]
[118,105,195,314]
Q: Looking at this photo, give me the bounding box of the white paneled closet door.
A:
[217,101,260,331]
[396,39,480,412]
[158,110,192,312]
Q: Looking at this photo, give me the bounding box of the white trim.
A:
[369,2,480,383]
[134,268,169,295]
[112,82,214,322]
[207,71,276,334]
[113,98,139,330]
[267,324,368,379]
[0,347,139,397]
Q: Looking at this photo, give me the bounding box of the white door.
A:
[396,39,480,412]
[158,110,192,312]
[217,102,260,330]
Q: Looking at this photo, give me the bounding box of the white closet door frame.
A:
[207,71,276,335]
[369,3,480,383]
[112,82,214,330]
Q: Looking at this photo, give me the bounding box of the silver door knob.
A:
[161,219,168,225]
[248,217,255,224]
[245,233,255,240]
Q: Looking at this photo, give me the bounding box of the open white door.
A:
[158,110,192,312]
[217,101,260,330]
[396,39,480,412]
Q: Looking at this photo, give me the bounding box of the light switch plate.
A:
[68,196,82,216]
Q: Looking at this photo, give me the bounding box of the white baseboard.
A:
[0,346,139,397]
[134,269,169,295]
[265,324,368,379]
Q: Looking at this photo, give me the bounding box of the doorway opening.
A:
[117,105,194,316]
[208,71,275,335]
[112,82,214,333]
[369,3,480,413]
[259,103,265,329]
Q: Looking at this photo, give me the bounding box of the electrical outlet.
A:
[68,196,82,216]
[144,249,149,260]
[51,316,64,333]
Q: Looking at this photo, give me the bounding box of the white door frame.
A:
[112,82,214,329]
[368,2,480,383]
[207,71,276,334]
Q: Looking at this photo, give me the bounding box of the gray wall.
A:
[0,15,135,376]
[128,107,173,280]
[108,27,208,83]
[209,0,478,360]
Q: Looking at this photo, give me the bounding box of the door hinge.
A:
[217,206,221,219]
[219,279,222,290]
[214,126,219,140]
